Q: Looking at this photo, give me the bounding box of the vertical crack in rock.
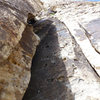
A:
[23,18,75,100]
[23,17,100,100]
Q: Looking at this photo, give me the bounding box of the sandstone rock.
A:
[0,23,40,100]
[41,0,87,7]
[1,0,100,100]
[55,2,100,76]
[40,1,100,76]
[0,0,42,62]
[64,20,100,76]
[23,1,100,100]
[23,18,100,100]
[0,0,42,100]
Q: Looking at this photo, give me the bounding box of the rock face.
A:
[0,24,40,100]
[0,0,42,62]
[0,0,41,100]
[53,2,100,76]
[1,0,100,100]
[41,1,100,76]
[23,1,100,100]
[23,18,100,100]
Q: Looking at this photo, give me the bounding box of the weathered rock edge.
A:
[0,0,42,62]
[0,0,42,100]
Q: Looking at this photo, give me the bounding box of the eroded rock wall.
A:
[23,1,100,100]
[0,0,42,100]
[0,0,42,62]
[1,0,100,100]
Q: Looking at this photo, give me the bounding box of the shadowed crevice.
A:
[23,18,75,100]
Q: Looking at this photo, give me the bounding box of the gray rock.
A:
[23,18,100,100]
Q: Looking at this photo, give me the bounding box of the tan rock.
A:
[30,1,100,100]
[63,20,100,76]
[0,23,40,100]
[0,0,42,62]
[0,0,42,100]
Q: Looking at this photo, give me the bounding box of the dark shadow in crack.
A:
[23,18,75,100]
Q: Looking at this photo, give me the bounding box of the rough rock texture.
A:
[54,2,100,76]
[40,1,100,76]
[23,1,100,100]
[1,0,100,100]
[23,18,100,100]
[0,0,41,100]
[0,0,42,62]
[0,24,40,100]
